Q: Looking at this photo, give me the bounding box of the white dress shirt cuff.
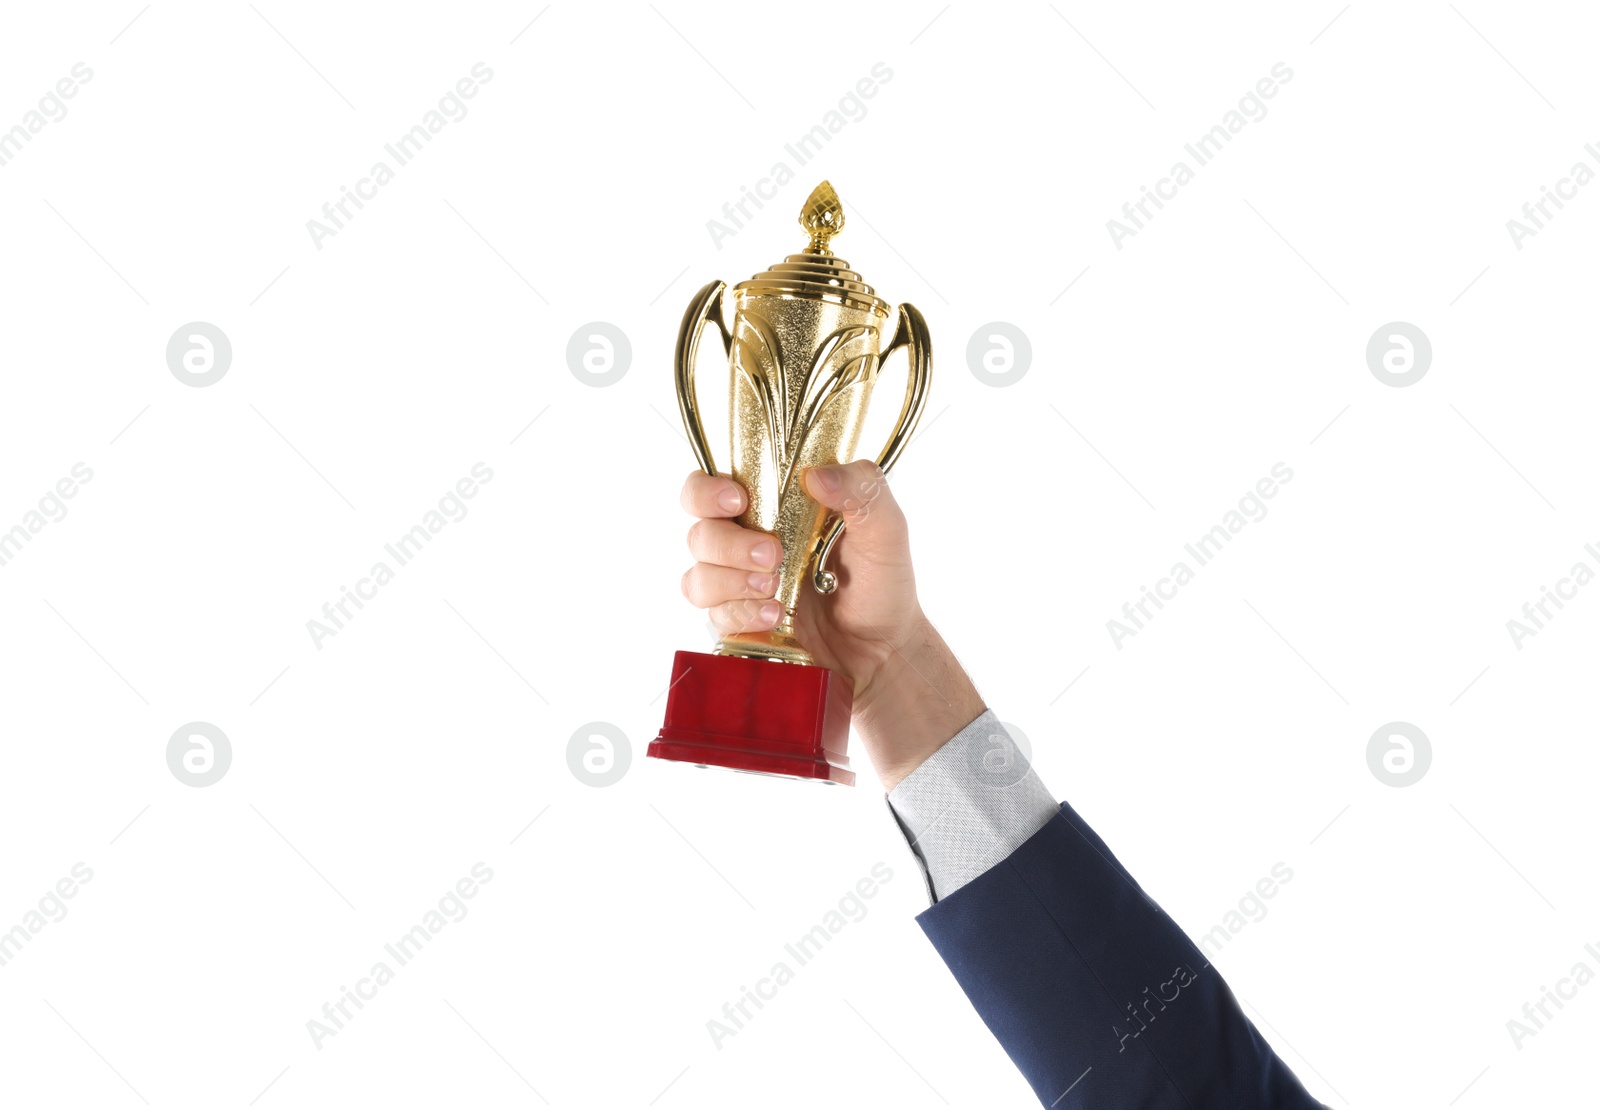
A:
[885,709,1059,903]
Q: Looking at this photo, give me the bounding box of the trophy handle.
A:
[811,303,932,594]
[674,280,732,476]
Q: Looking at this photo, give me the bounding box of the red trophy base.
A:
[649,650,855,785]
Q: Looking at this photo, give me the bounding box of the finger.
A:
[709,597,783,635]
[803,460,906,545]
[681,563,779,608]
[687,518,782,572]
[680,471,747,519]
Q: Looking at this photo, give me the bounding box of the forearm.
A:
[853,612,987,791]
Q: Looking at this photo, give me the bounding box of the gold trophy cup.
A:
[649,181,932,785]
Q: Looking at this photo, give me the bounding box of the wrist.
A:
[853,615,986,791]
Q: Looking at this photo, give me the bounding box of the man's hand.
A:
[678,461,985,790]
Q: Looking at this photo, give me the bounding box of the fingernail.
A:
[810,467,842,494]
[751,541,778,569]
[758,601,781,626]
[747,571,776,594]
[717,486,743,513]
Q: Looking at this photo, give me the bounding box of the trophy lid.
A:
[732,181,891,316]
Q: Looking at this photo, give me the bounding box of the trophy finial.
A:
[799,180,844,253]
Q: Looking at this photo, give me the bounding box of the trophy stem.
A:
[715,606,814,665]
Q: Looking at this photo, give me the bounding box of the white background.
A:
[1,1,1596,1107]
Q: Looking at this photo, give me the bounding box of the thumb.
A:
[803,460,907,552]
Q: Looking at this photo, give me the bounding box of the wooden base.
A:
[649,650,855,786]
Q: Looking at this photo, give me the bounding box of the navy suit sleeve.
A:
[916,800,1327,1109]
